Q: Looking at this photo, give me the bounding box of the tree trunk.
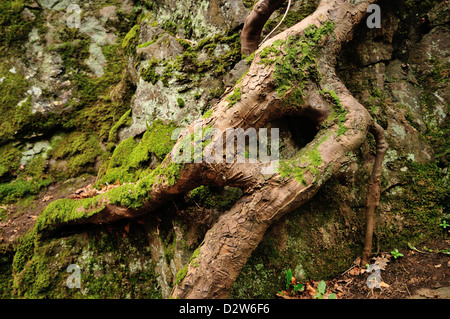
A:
[39,0,386,299]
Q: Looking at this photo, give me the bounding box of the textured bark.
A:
[240,0,287,55]
[170,0,381,298]
[362,123,389,266]
[46,0,384,299]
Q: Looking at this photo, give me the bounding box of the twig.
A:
[260,0,292,45]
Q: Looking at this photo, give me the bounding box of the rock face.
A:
[0,0,448,299]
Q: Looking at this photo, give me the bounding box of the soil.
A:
[0,175,97,246]
[279,237,450,299]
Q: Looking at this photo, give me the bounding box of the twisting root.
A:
[362,122,389,266]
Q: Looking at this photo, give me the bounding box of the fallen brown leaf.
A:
[372,256,390,270]
[42,195,53,202]
[349,267,362,276]
[380,281,390,288]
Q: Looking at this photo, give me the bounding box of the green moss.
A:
[122,24,140,53]
[176,97,185,108]
[226,86,242,108]
[378,160,449,248]
[0,249,13,298]
[108,109,132,144]
[12,231,35,274]
[262,0,317,35]
[11,227,162,298]
[141,120,179,160]
[141,59,160,84]
[0,143,22,181]
[48,132,103,178]
[320,89,348,136]
[137,40,157,49]
[36,157,183,233]
[0,0,40,52]
[175,247,201,285]
[202,109,213,119]
[0,66,33,143]
[187,185,243,210]
[278,141,325,185]
[55,36,91,71]
[35,197,107,234]
[97,120,179,186]
[258,22,334,109]
[0,178,52,204]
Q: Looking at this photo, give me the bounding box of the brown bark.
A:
[362,123,389,266]
[241,0,287,55]
[170,0,380,298]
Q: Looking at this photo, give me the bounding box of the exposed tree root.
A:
[35,0,386,299]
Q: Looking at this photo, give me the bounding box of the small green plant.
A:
[177,97,185,108]
[390,248,404,259]
[283,269,304,295]
[440,220,449,229]
[314,280,336,299]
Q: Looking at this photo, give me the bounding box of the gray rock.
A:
[85,43,107,77]
[137,33,185,61]
[223,60,249,87]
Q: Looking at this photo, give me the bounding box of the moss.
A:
[0,65,33,144]
[262,0,317,35]
[176,97,185,108]
[0,0,40,52]
[0,249,13,298]
[11,228,162,298]
[140,120,179,160]
[108,109,132,144]
[175,247,201,285]
[258,22,335,109]
[187,185,243,210]
[378,160,449,248]
[35,197,107,234]
[141,59,160,84]
[122,24,140,53]
[0,178,52,204]
[226,86,242,108]
[229,239,282,299]
[36,158,183,234]
[137,40,157,49]
[48,132,103,178]
[202,109,213,119]
[0,143,22,181]
[12,231,36,274]
[55,36,91,71]
[320,89,348,136]
[278,140,325,185]
[242,0,257,8]
[97,120,179,186]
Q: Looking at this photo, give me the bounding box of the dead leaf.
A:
[42,195,53,202]
[380,281,390,288]
[353,257,361,266]
[124,223,130,234]
[434,264,442,268]
[372,256,390,270]
[305,282,316,298]
[349,267,362,276]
